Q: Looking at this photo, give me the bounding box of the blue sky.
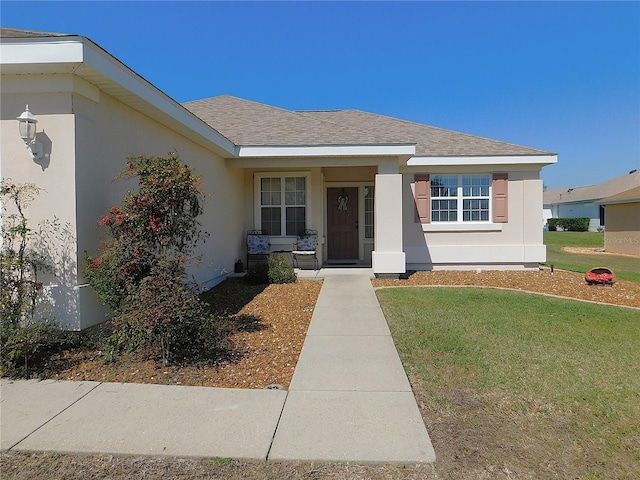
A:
[2,1,638,189]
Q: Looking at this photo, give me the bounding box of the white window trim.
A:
[431,173,492,224]
[254,172,311,237]
[422,223,503,232]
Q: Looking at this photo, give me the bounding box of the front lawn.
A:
[544,231,640,282]
[378,287,640,479]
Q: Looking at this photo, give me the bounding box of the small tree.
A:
[85,153,219,365]
[0,181,48,326]
[1,180,66,376]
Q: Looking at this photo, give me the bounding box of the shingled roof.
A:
[183,95,553,157]
[183,95,401,147]
[599,186,640,205]
[544,169,640,205]
[0,27,71,38]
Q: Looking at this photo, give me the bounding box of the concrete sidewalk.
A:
[269,274,436,463]
[1,270,435,463]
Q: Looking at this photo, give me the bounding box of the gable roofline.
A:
[598,186,640,205]
[544,169,640,205]
[185,95,556,161]
[1,28,236,157]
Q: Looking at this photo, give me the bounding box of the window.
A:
[364,185,375,239]
[259,175,307,235]
[431,174,490,222]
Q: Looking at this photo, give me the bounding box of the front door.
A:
[327,187,359,259]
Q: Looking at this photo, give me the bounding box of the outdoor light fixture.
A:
[17,105,43,159]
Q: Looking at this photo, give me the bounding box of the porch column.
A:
[372,171,406,277]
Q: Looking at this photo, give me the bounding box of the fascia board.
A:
[0,39,84,66]
[78,39,236,157]
[407,154,558,166]
[551,199,599,206]
[228,155,406,169]
[1,37,236,157]
[597,197,640,205]
[237,144,416,158]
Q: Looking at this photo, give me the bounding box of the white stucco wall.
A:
[2,74,244,330]
[1,89,86,327]
[402,166,546,270]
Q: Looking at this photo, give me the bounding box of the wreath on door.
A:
[337,190,349,211]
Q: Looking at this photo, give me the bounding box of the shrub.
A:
[112,258,222,365]
[0,320,72,377]
[268,253,297,284]
[564,217,590,232]
[84,153,221,366]
[0,181,49,326]
[0,180,70,377]
[84,153,208,313]
[547,217,590,232]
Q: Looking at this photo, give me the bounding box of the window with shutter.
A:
[415,173,507,224]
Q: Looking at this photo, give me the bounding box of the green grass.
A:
[378,287,640,477]
[544,231,640,282]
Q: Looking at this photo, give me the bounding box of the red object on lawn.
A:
[585,267,616,286]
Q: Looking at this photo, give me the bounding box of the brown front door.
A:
[327,187,359,259]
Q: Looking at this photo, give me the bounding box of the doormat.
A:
[327,262,357,266]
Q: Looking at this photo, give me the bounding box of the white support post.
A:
[372,172,405,276]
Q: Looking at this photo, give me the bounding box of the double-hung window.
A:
[258,175,307,236]
[431,174,491,222]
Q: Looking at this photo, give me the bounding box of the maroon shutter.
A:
[414,174,430,223]
[492,173,508,223]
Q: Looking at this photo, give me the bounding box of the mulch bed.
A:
[373,268,640,309]
[41,279,322,390]
[34,268,639,390]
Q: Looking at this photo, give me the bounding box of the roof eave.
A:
[597,196,640,205]
[0,35,237,157]
[236,143,416,160]
[407,154,557,167]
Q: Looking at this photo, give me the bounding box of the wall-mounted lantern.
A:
[17,105,43,159]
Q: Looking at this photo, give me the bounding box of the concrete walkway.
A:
[1,269,435,463]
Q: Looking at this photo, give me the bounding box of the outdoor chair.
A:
[246,229,270,269]
[292,229,319,270]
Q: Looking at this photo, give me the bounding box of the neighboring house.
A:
[1,28,557,330]
[598,186,640,256]
[543,169,640,231]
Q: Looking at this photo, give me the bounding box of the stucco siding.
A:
[323,166,377,182]
[1,91,83,328]
[402,168,545,269]
[604,202,640,255]
[72,90,245,287]
[2,75,244,329]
